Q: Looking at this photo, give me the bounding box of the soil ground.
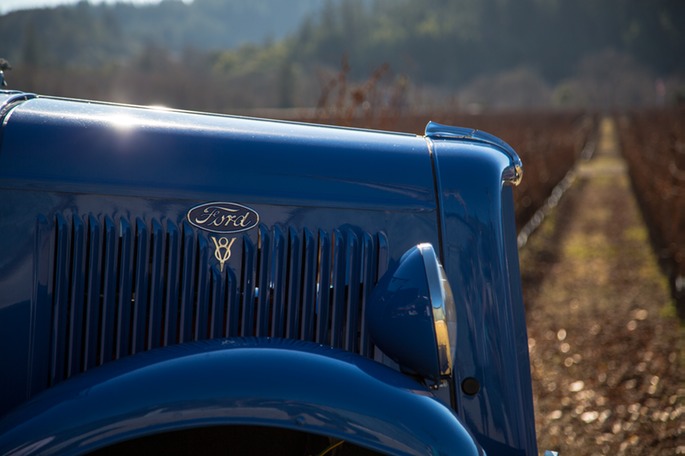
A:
[518,118,684,455]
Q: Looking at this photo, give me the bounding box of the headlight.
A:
[367,243,457,383]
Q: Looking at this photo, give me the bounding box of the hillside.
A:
[1,0,683,110]
[0,0,323,66]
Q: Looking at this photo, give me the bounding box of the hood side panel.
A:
[0,97,439,416]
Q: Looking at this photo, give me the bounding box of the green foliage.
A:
[0,0,322,67]
[287,0,684,87]
[1,0,682,109]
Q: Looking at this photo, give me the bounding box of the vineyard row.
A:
[617,108,685,314]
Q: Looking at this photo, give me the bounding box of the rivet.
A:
[462,377,480,396]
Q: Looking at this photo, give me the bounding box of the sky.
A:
[0,0,165,14]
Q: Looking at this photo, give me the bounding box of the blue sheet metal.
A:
[0,339,483,456]
[0,92,537,455]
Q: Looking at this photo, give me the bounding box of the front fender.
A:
[0,339,482,456]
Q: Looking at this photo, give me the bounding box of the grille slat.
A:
[270,226,287,338]
[179,222,196,344]
[163,222,181,345]
[100,216,119,365]
[344,232,361,353]
[64,217,86,377]
[285,227,302,340]
[240,236,256,337]
[194,236,211,341]
[131,218,149,355]
[113,218,133,361]
[50,213,70,385]
[315,231,331,344]
[147,219,165,351]
[83,215,102,371]
[255,226,271,338]
[360,233,376,357]
[30,216,53,395]
[209,268,225,339]
[66,215,86,377]
[36,213,387,391]
[226,268,239,337]
[300,228,317,342]
[330,230,346,349]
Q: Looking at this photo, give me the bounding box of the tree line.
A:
[1,0,683,111]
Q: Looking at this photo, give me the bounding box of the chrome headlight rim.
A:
[367,243,457,383]
[417,243,456,378]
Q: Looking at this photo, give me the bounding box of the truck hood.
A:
[0,94,435,211]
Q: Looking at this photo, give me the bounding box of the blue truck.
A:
[0,91,538,455]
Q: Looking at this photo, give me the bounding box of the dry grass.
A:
[520,118,684,455]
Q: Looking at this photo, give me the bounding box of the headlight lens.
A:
[367,243,457,383]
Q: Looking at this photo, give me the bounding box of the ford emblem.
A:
[187,202,260,234]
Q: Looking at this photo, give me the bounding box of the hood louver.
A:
[30,213,388,395]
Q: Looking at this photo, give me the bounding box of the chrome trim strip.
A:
[425,121,524,186]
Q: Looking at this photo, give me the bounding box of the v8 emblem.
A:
[211,236,236,272]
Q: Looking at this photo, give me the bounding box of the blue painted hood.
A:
[0,95,435,210]
[0,92,536,456]
[0,93,442,414]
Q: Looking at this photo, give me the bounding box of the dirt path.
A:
[519,118,684,455]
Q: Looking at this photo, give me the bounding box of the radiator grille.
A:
[32,213,388,392]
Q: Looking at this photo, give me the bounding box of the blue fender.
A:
[0,339,483,456]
